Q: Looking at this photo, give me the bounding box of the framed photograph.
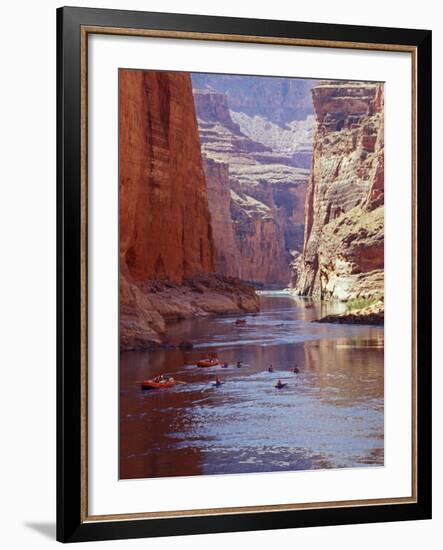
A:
[57,6,432,543]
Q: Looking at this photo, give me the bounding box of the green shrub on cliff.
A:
[346,297,380,312]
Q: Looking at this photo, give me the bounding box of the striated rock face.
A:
[193,87,309,285]
[119,70,259,350]
[231,112,315,169]
[203,157,239,277]
[193,88,243,135]
[229,185,291,284]
[292,83,384,302]
[119,70,215,284]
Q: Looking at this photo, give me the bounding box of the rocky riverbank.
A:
[315,300,384,326]
[121,272,259,351]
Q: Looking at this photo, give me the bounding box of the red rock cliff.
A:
[292,83,384,302]
[119,70,215,285]
[202,157,239,277]
[119,71,259,350]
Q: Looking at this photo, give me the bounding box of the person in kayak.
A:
[268,365,274,372]
[236,361,242,368]
[293,367,300,373]
[214,376,222,387]
[275,379,286,389]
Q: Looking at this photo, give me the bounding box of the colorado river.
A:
[120,291,384,479]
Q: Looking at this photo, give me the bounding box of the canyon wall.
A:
[291,82,384,302]
[119,70,215,284]
[192,74,317,124]
[120,71,258,350]
[193,86,309,285]
[231,112,315,170]
[203,157,238,277]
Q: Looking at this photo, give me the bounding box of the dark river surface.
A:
[120,292,384,480]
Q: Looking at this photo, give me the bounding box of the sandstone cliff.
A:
[291,82,384,305]
[203,157,238,277]
[120,70,215,284]
[193,87,309,285]
[119,70,259,350]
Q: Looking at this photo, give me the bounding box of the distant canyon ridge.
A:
[192,74,316,285]
[119,71,384,350]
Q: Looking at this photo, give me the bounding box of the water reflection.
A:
[120,292,384,479]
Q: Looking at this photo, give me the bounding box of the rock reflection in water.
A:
[120,292,384,479]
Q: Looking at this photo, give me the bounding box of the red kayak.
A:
[196,358,219,368]
[141,379,177,390]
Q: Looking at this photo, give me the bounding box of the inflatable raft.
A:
[141,379,177,390]
[196,358,219,368]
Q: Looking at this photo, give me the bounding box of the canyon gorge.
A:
[192,75,314,285]
[119,73,385,481]
[119,72,384,351]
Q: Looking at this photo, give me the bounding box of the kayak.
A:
[141,379,177,390]
[235,320,247,326]
[196,358,219,368]
[275,383,287,389]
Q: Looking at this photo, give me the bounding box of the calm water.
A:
[120,292,384,479]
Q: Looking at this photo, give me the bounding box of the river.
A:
[120,291,384,479]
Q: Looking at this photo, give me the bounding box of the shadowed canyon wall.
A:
[120,70,215,284]
[193,84,310,285]
[291,82,384,302]
[120,70,258,350]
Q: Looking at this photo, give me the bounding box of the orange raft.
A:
[196,358,219,368]
[141,379,177,390]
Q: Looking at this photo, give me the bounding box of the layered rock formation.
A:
[119,70,259,350]
[193,86,309,285]
[231,112,315,169]
[202,157,238,277]
[291,82,384,306]
[192,74,317,124]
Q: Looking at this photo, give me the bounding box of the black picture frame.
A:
[57,6,432,543]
